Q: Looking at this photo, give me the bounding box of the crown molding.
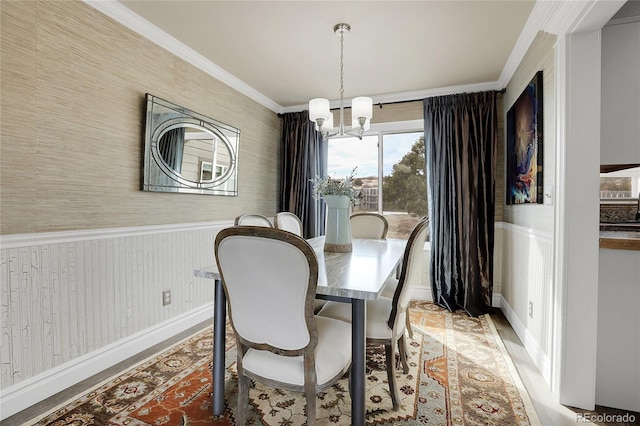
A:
[83,0,282,114]
[497,1,546,88]
[84,0,622,118]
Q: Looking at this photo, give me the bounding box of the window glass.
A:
[327,130,427,239]
[599,165,640,223]
[599,166,640,199]
[382,132,427,238]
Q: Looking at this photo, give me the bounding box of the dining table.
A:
[193,235,407,426]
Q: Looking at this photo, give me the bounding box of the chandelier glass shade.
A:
[309,23,373,139]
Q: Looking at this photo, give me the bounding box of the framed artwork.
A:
[506,71,543,204]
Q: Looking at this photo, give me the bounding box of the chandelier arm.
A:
[309,23,371,141]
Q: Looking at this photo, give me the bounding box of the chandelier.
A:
[308,23,373,140]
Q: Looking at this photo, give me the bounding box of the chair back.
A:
[234,214,273,227]
[274,211,304,237]
[350,213,388,239]
[215,226,318,352]
[388,217,430,333]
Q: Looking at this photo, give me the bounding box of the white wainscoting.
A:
[0,221,553,418]
[0,221,232,419]
[496,222,554,385]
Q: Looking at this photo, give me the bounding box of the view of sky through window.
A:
[327,132,423,179]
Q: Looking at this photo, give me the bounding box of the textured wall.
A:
[0,224,224,390]
[0,0,280,407]
[502,31,557,234]
[498,31,557,374]
[0,1,281,236]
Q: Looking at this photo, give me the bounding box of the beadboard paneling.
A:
[0,222,229,393]
[1,1,280,235]
[498,222,553,381]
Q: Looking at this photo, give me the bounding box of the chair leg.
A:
[398,335,409,374]
[237,372,250,425]
[305,382,316,426]
[385,342,401,410]
[236,347,250,426]
[405,307,413,338]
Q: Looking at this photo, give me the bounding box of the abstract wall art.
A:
[506,71,543,204]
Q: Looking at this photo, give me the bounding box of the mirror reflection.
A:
[157,125,234,185]
[143,94,240,196]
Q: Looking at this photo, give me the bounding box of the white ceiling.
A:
[111,1,538,112]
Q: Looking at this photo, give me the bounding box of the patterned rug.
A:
[28,302,540,425]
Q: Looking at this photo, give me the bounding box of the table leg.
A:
[351,298,366,426]
[213,278,227,416]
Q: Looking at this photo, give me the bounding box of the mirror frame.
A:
[142,94,240,196]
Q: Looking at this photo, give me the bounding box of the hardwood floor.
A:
[5,309,639,425]
[3,321,211,426]
[490,310,640,426]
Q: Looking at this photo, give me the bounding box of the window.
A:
[599,166,640,199]
[327,123,426,239]
[599,165,640,223]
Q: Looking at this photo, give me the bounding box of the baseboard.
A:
[497,295,552,385]
[412,287,502,308]
[412,286,432,301]
[0,303,214,420]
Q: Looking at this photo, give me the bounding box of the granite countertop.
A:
[599,229,640,250]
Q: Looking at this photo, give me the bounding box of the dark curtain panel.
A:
[159,127,185,173]
[423,92,497,317]
[280,111,327,238]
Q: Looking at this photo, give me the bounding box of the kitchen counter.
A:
[599,230,640,250]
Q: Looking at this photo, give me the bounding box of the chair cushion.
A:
[242,316,351,387]
[317,298,398,340]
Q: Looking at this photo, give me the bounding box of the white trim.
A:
[370,119,424,134]
[84,0,503,115]
[411,286,432,302]
[82,0,281,113]
[0,220,233,249]
[409,290,501,308]
[552,33,568,400]
[497,294,552,385]
[0,303,214,420]
[498,1,548,88]
[495,221,553,243]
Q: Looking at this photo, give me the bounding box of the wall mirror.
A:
[143,94,240,196]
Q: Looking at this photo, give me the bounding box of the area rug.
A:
[28,301,540,425]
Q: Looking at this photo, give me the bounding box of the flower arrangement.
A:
[310,167,361,205]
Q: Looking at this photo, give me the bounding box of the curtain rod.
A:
[277,89,504,117]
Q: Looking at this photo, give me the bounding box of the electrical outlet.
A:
[162,290,171,306]
[528,301,533,318]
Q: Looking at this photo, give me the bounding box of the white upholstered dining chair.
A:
[274,211,304,236]
[215,226,352,425]
[381,217,430,339]
[317,217,430,410]
[234,214,273,227]
[350,212,388,239]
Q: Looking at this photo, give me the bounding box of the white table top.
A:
[194,236,407,300]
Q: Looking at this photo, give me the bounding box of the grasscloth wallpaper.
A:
[1,1,281,236]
